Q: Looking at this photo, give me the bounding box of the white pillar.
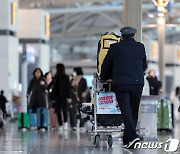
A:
[124,0,142,42]
[21,44,28,112]
[0,0,19,100]
[18,9,50,73]
[18,9,50,112]
[157,16,166,95]
[38,44,50,73]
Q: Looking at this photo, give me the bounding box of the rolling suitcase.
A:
[37,108,48,129]
[157,99,173,131]
[28,109,37,127]
[18,112,29,129]
[49,108,58,128]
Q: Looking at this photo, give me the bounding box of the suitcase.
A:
[28,109,37,127]
[97,114,123,126]
[157,99,173,131]
[97,33,120,74]
[18,112,29,129]
[49,108,58,128]
[37,108,48,129]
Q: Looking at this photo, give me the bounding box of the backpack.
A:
[97,33,120,73]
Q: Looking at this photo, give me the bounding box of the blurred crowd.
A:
[0,65,180,130]
[26,64,89,131]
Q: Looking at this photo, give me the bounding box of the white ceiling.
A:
[19,0,180,61]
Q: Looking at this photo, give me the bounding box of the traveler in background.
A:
[53,64,71,131]
[170,86,180,122]
[27,68,46,113]
[142,64,150,96]
[44,71,58,130]
[71,67,87,130]
[146,69,162,95]
[0,90,8,118]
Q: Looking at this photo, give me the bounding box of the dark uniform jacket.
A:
[100,38,147,85]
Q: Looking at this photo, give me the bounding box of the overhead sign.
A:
[178,47,180,63]
[45,14,50,36]
[153,0,171,13]
[11,2,16,25]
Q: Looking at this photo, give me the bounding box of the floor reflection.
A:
[0,121,179,154]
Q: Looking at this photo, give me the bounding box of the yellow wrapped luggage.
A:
[97,33,120,73]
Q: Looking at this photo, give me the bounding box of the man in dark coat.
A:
[100,26,147,149]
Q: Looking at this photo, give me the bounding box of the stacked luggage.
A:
[157,98,173,131]
[18,108,48,130]
[97,32,121,74]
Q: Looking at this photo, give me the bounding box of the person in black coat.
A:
[53,63,72,131]
[27,68,46,113]
[146,69,162,95]
[0,90,8,117]
[100,26,147,149]
[44,72,58,129]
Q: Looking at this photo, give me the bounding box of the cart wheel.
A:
[93,135,100,147]
[107,135,113,147]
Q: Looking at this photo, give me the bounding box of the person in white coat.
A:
[170,86,180,122]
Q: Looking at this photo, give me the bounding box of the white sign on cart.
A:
[96,92,121,114]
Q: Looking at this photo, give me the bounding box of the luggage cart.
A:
[90,74,124,147]
[79,32,123,147]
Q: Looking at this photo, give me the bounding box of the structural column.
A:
[0,0,19,99]
[18,9,50,74]
[157,16,166,95]
[18,9,50,112]
[123,0,142,42]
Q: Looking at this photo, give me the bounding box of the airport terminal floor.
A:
[0,120,180,154]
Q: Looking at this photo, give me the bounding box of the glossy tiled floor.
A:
[0,120,180,154]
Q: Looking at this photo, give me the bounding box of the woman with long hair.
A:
[53,64,71,131]
[44,71,58,130]
[27,68,46,113]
